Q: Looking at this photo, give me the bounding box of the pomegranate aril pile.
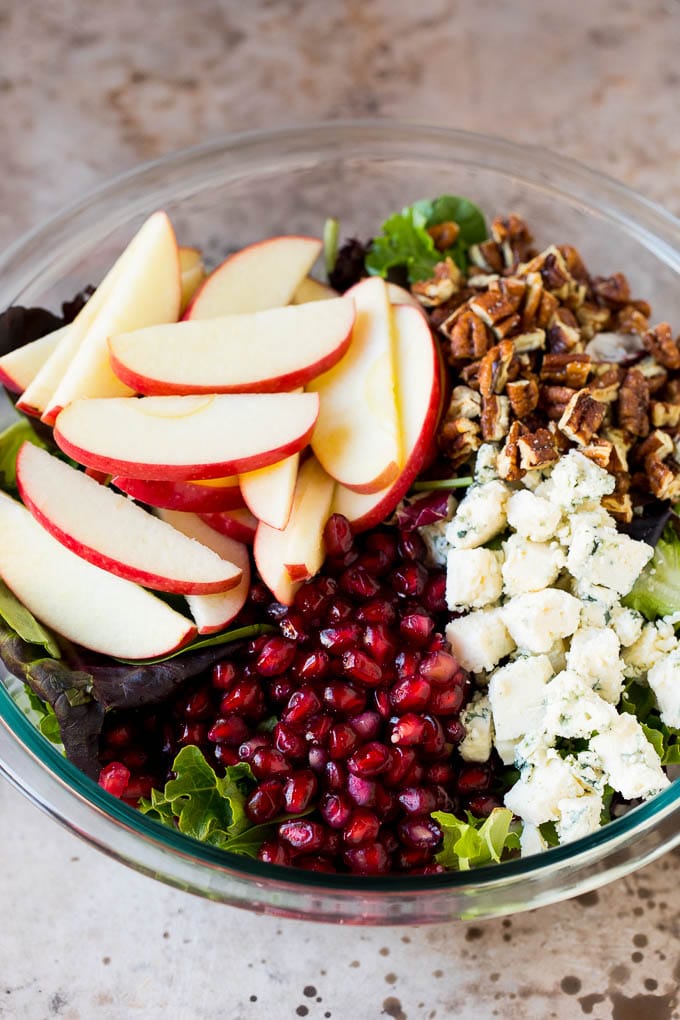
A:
[97,515,502,875]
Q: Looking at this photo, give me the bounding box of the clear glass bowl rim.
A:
[1,120,680,916]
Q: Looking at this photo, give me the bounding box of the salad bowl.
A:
[1,122,680,924]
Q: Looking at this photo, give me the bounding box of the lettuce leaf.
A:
[0,419,48,492]
[0,577,60,657]
[365,195,487,282]
[621,679,680,765]
[624,524,680,619]
[433,807,520,871]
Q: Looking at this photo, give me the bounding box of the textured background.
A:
[1,1,680,1018]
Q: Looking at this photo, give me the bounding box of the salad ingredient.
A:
[240,454,299,531]
[199,507,258,545]
[185,235,322,319]
[178,246,206,314]
[0,490,197,659]
[111,474,245,514]
[445,548,503,610]
[625,524,680,619]
[0,326,66,394]
[291,277,338,304]
[308,277,402,495]
[0,578,60,657]
[108,297,356,395]
[433,807,520,870]
[323,217,340,276]
[53,392,320,480]
[0,418,47,492]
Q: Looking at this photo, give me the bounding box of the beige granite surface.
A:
[1,1,680,1018]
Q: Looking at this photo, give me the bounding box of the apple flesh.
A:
[292,277,337,304]
[0,325,67,394]
[199,507,258,545]
[112,474,244,513]
[53,391,320,481]
[185,236,322,319]
[17,443,242,595]
[254,457,335,604]
[157,510,251,633]
[240,453,298,530]
[0,490,196,659]
[108,297,355,395]
[179,246,206,314]
[308,276,402,495]
[332,303,441,531]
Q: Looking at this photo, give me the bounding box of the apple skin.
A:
[112,476,245,513]
[240,454,298,531]
[332,304,441,532]
[199,508,258,545]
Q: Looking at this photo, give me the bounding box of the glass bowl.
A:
[1,122,680,925]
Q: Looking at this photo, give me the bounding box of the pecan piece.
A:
[468,239,505,274]
[497,421,526,481]
[615,304,649,335]
[438,416,481,468]
[636,429,674,465]
[469,278,526,332]
[427,222,460,251]
[651,401,680,429]
[558,389,607,446]
[412,258,462,307]
[478,340,515,397]
[601,490,633,523]
[580,437,615,471]
[546,308,582,352]
[447,385,482,420]
[480,394,511,442]
[602,427,632,472]
[641,322,680,370]
[440,308,493,362]
[618,369,650,437]
[592,273,631,308]
[646,457,680,502]
[512,328,546,353]
[507,377,540,418]
[517,428,560,471]
[540,385,577,421]
[588,366,621,403]
[558,245,590,285]
[636,356,668,395]
[576,301,612,340]
[540,352,592,388]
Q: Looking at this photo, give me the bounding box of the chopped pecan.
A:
[467,272,500,289]
[426,288,474,330]
[558,389,607,446]
[540,352,592,388]
[517,428,560,471]
[646,457,680,502]
[581,437,615,471]
[558,245,590,285]
[546,308,583,353]
[440,308,493,363]
[468,239,505,274]
[469,278,526,334]
[520,272,545,329]
[480,394,511,442]
[540,384,577,421]
[592,273,631,308]
[641,322,680,370]
[520,246,571,297]
[576,301,612,340]
[460,360,482,389]
[447,385,482,420]
[601,427,632,472]
[547,420,571,453]
[512,328,546,353]
[601,490,633,523]
[618,369,650,437]
[478,340,515,397]
[651,401,680,429]
[438,417,481,468]
[427,221,460,251]
[497,421,526,480]
[588,365,621,403]
[636,429,674,464]
[636,356,668,395]
[507,377,540,418]
[491,214,534,257]
[536,290,561,330]
[412,258,462,307]
[615,304,649,335]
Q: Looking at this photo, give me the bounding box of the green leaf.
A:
[538,821,560,848]
[433,807,520,871]
[113,623,276,666]
[0,419,47,491]
[323,217,340,275]
[25,689,62,744]
[0,578,60,657]
[621,679,680,765]
[411,476,473,492]
[624,524,680,619]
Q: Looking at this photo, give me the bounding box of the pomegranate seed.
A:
[389,713,427,746]
[255,637,296,676]
[279,613,308,643]
[394,650,421,679]
[343,808,380,846]
[247,635,270,658]
[426,762,457,786]
[362,623,396,664]
[278,819,327,852]
[220,679,265,720]
[308,746,329,773]
[237,735,271,761]
[328,722,359,760]
[364,530,398,566]
[423,573,447,612]
[250,748,292,780]
[396,846,434,870]
[457,764,493,794]
[380,828,399,855]
[428,686,465,715]
[383,747,417,788]
[122,775,155,802]
[444,719,466,743]
[355,549,392,577]
[295,649,330,682]
[402,761,426,787]
[273,722,306,760]
[356,597,397,626]
[374,784,397,821]
[397,815,443,850]
[323,829,341,856]
[208,715,250,746]
[282,687,321,727]
[320,792,353,829]
[389,676,431,713]
[341,650,383,687]
[319,624,362,653]
[304,713,333,746]
[212,661,237,690]
[348,741,391,777]
[258,840,291,865]
[323,681,367,716]
[421,715,447,758]
[282,770,317,813]
[398,530,426,561]
[390,562,427,598]
[467,794,502,817]
[324,760,347,791]
[213,744,240,767]
[324,513,354,557]
[246,780,284,823]
[104,723,135,749]
[295,855,337,873]
[339,565,381,600]
[400,613,435,647]
[269,678,295,705]
[121,748,148,770]
[397,786,438,815]
[294,581,332,621]
[432,784,457,812]
[182,686,213,720]
[248,580,271,605]
[98,762,130,798]
[427,633,448,653]
[411,863,446,875]
[348,711,381,741]
[178,721,207,746]
[347,773,378,806]
[325,597,354,623]
[343,842,390,874]
[373,687,391,718]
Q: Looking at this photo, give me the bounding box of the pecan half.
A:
[540,352,592,388]
[540,385,577,421]
[558,389,607,446]
[592,273,631,308]
[438,417,481,468]
[507,377,540,418]
[641,322,680,370]
[618,369,650,437]
[440,308,493,363]
[478,340,515,397]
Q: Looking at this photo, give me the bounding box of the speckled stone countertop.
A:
[2,2,680,1018]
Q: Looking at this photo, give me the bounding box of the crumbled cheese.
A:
[501,589,581,654]
[420,518,452,567]
[446,608,515,674]
[609,605,644,648]
[501,534,565,596]
[555,506,617,549]
[506,489,561,542]
[567,524,653,604]
[504,748,584,826]
[474,443,500,484]
[494,738,520,766]
[590,714,670,801]
[623,620,678,677]
[535,450,615,511]
[459,692,494,763]
[445,481,508,549]
[579,600,610,629]
[647,649,680,729]
[520,823,549,857]
[566,626,625,703]
[556,792,604,844]
[541,670,618,740]
[545,638,567,674]
[446,547,503,610]
[488,654,554,741]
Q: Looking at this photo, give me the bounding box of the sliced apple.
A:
[53,391,320,481]
[185,236,322,319]
[157,510,251,633]
[308,276,402,494]
[112,474,244,513]
[41,211,181,423]
[254,457,335,603]
[386,282,426,315]
[0,325,67,394]
[332,304,441,531]
[16,443,242,595]
[179,246,206,314]
[0,490,196,659]
[240,454,298,530]
[292,277,337,304]
[199,507,258,545]
[108,297,355,395]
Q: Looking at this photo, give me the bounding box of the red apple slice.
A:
[179,246,206,314]
[254,457,335,603]
[240,454,298,530]
[199,507,258,545]
[53,392,320,481]
[386,282,426,314]
[157,510,251,633]
[332,304,441,531]
[108,297,355,395]
[41,211,181,423]
[17,443,242,595]
[0,490,196,659]
[308,276,402,495]
[292,277,338,304]
[112,474,244,513]
[185,236,322,319]
[0,325,67,394]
